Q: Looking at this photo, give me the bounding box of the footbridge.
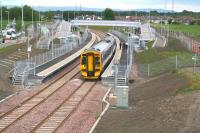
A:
[71,20,141,28]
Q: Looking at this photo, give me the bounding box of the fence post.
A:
[176,55,178,69]
[193,54,197,73]
[148,64,150,77]
[114,65,118,96]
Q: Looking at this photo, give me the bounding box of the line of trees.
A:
[1,5,200,22]
[1,5,40,21]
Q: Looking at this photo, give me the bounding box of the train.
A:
[80,36,116,79]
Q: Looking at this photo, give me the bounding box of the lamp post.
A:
[39,6,40,25]
[5,11,9,25]
[0,0,2,30]
[22,4,24,30]
[32,6,34,30]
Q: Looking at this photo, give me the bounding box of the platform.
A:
[36,32,96,78]
[101,33,122,78]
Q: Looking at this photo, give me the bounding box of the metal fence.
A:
[154,27,200,52]
[137,54,199,78]
[19,31,88,68]
[12,31,89,87]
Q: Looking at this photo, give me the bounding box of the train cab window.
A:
[95,57,100,64]
[82,56,87,64]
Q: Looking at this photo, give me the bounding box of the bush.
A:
[189,20,196,25]
[172,21,180,25]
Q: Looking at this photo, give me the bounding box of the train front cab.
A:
[80,51,102,79]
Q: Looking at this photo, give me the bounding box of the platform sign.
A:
[192,40,200,54]
[27,45,32,52]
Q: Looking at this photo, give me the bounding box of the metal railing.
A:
[12,31,89,87]
[12,62,35,86]
[109,30,128,42]
[19,31,88,68]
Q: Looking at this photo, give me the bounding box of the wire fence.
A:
[137,54,200,78]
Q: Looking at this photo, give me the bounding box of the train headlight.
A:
[82,64,86,69]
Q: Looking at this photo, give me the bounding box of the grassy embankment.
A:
[136,37,200,94]
[136,37,192,64]
[151,23,200,39]
[175,69,200,94]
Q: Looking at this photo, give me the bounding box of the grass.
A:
[88,26,113,32]
[151,23,200,38]
[136,37,195,77]
[0,44,22,55]
[95,112,101,120]
[175,69,200,94]
[146,40,154,49]
[136,37,192,64]
[0,37,48,59]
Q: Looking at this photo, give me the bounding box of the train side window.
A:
[82,56,87,64]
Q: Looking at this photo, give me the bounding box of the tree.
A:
[46,11,53,21]
[103,8,115,20]
[168,18,173,24]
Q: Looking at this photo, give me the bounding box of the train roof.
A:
[84,36,115,53]
[91,41,111,53]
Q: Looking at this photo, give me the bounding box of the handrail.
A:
[89,88,111,133]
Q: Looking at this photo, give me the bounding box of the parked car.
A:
[3,28,17,40]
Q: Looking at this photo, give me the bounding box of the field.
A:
[88,26,113,32]
[152,23,200,38]
[1,20,32,31]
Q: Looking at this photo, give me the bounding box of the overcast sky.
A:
[2,0,200,12]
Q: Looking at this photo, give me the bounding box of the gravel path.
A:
[94,73,196,133]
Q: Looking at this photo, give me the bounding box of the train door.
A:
[87,53,94,76]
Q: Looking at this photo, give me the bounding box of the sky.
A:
[2,0,200,12]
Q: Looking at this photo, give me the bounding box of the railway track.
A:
[32,81,97,133]
[91,30,107,42]
[0,31,104,132]
[0,64,80,132]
